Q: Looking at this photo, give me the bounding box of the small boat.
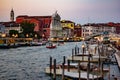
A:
[46,42,56,49]
[0,44,10,49]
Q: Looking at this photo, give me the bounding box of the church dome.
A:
[52,11,61,20]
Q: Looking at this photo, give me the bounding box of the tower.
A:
[10,8,14,22]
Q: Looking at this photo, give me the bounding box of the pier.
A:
[45,41,120,80]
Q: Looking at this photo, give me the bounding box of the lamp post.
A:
[26,34,29,38]
[12,34,15,37]
[42,34,45,41]
[35,34,37,38]
[1,33,6,38]
[82,44,85,61]
[87,51,92,80]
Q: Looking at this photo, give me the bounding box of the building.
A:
[0,22,21,36]
[82,23,116,39]
[0,9,21,37]
[61,20,75,39]
[50,11,62,40]
[61,20,75,29]
[16,15,52,39]
[74,24,82,37]
[16,11,62,40]
[0,24,5,34]
[107,22,120,34]
[10,8,14,22]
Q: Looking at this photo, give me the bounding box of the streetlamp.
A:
[42,34,45,41]
[82,44,85,61]
[35,34,37,38]
[1,33,6,38]
[12,34,15,37]
[26,34,29,38]
[15,34,18,38]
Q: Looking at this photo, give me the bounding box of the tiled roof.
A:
[0,21,19,27]
[61,20,75,23]
[17,15,51,19]
[83,23,120,27]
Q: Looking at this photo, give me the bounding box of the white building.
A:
[0,24,5,34]
[82,23,116,39]
[50,11,62,39]
[0,22,21,36]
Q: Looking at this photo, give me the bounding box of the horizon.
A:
[0,0,120,24]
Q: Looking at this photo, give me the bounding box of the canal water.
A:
[0,42,120,80]
[0,42,83,80]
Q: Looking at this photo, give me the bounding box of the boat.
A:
[0,38,18,49]
[46,42,56,49]
[0,44,10,49]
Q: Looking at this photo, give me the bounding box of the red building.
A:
[74,24,82,37]
[16,15,52,39]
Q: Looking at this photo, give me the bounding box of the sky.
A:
[0,0,120,24]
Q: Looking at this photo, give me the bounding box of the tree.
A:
[9,30,19,37]
[20,21,35,37]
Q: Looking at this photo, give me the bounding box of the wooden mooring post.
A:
[53,59,56,80]
[78,61,81,80]
[75,46,77,55]
[67,60,70,72]
[63,56,66,64]
[50,56,52,76]
[62,62,65,80]
[78,47,79,54]
[72,49,74,60]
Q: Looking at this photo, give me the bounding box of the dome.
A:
[52,11,61,20]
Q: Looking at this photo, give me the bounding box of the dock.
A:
[115,51,120,70]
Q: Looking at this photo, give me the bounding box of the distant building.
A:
[16,11,62,40]
[74,24,82,37]
[61,20,75,29]
[50,11,62,39]
[10,8,14,22]
[0,24,5,34]
[61,20,75,38]
[82,23,116,39]
[0,9,20,36]
[0,22,21,35]
[107,22,120,34]
[16,15,52,39]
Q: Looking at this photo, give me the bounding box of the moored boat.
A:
[46,42,56,49]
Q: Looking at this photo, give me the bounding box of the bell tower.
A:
[10,8,14,22]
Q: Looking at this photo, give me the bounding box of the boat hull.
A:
[46,45,56,49]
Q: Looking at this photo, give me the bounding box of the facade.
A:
[82,23,116,39]
[16,11,62,40]
[50,11,62,40]
[107,22,120,34]
[74,24,82,37]
[61,20,75,39]
[0,24,5,34]
[16,15,52,39]
[61,20,75,29]
[0,22,21,35]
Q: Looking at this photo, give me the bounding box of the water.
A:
[0,42,82,80]
[0,42,120,80]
